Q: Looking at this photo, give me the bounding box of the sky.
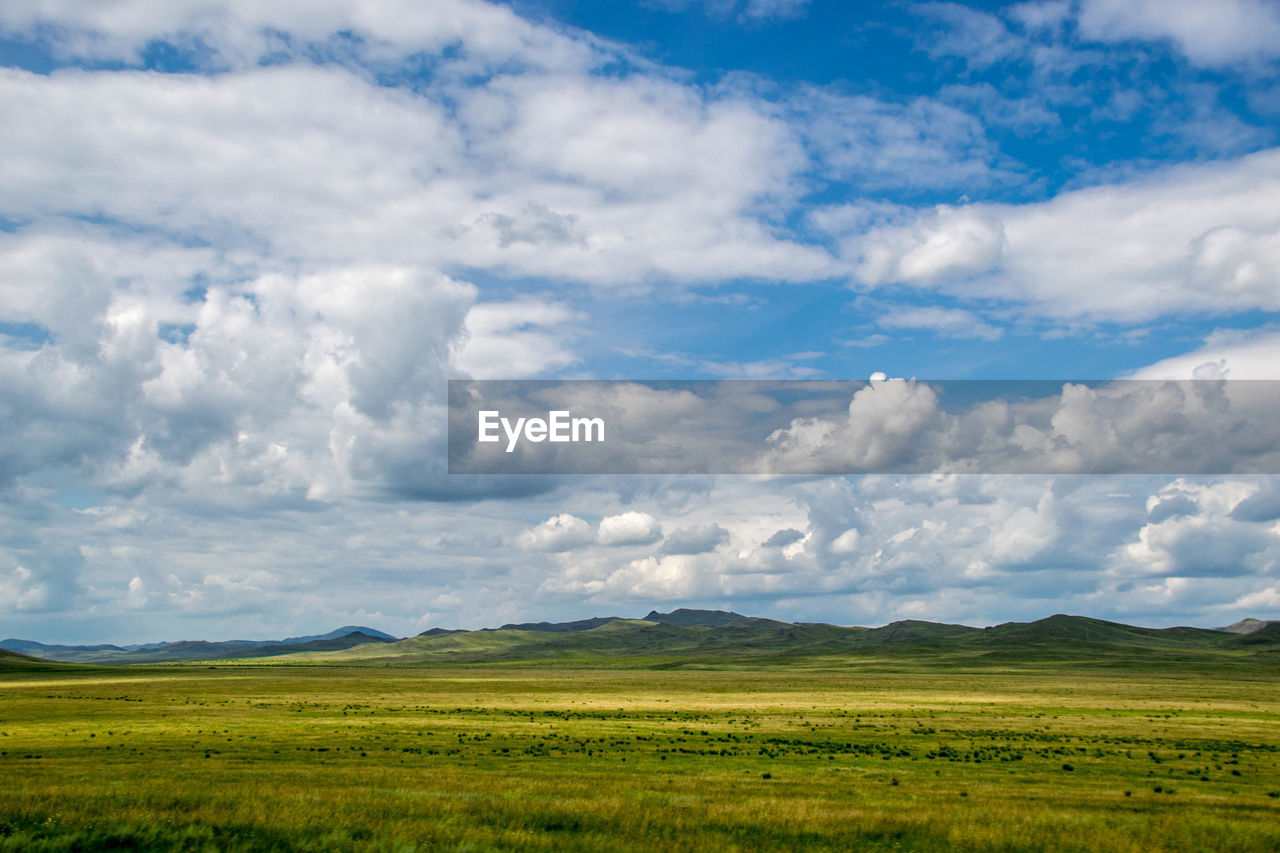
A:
[1,0,1279,643]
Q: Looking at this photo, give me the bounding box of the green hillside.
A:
[269,611,1280,669]
[4,629,397,664]
[0,648,77,672]
[9,611,1278,668]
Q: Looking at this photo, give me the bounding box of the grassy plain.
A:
[2,659,1279,851]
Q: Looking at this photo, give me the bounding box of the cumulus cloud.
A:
[751,378,1280,475]
[829,527,861,554]
[532,474,1272,626]
[542,552,710,600]
[1,566,54,612]
[1115,480,1278,578]
[0,9,840,506]
[838,149,1280,322]
[0,63,831,290]
[1229,481,1280,522]
[518,514,594,552]
[0,259,484,502]
[597,511,663,546]
[526,471,1273,627]
[661,523,730,555]
[0,547,83,614]
[454,299,579,379]
[845,205,1006,286]
[761,527,805,548]
[1076,0,1280,67]
[754,379,946,473]
[1126,328,1280,380]
[0,0,600,72]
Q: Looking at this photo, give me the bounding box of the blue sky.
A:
[1,0,1280,642]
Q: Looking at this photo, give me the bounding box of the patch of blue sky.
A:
[158,323,197,345]
[624,294,1266,382]
[0,322,53,350]
[509,0,924,89]
[456,254,1277,380]
[181,282,209,304]
[0,32,60,73]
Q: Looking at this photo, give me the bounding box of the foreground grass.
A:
[2,663,1279,851]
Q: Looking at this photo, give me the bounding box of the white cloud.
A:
[830,527,860,554]
[125,575,148,609]
[1228,586,1280,611]
[0,22,837,501]
[751,378,1280,476]
[1076,0,1280,66]
[914,2,1026,70]
[542,552,707,600]
[648,0,810,25]
[797,89,1014,191]
[0,0,600,72]
[840,148,1280,322]
[0,62,834,292]
[454,299,579,379]
[597,511,663,546]
[1126,328,1280,380]
[847,204,1006,286]
[518,514,595,552]
[661,523,730,555]
[0,249,480,502]
[0,547,83,614]
[1115,479,1278,577]
[0,566,50,611]
[939,83,1060,135]
[754,379,946,473]
[878,305,1003,340]
[1007,1,1072,31]
[761,527,805,548]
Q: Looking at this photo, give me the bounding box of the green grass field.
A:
[3,660,1279,851]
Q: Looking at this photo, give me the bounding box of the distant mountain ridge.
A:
[1214,618,1280,634]
[1,627,397,664]
[5,611,1278,666]
[280,625,396,643]
[289,610,1280,668]
[493,609,788,633]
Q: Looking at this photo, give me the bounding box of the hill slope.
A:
[8,611,1278,669]
[0,648,78,672]
[276,611,1280,668]
[3,628,398,665]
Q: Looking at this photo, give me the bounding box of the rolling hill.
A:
[0,648,79,672]
[1,628,397,665]
[274,611,1280,668]
[5,611,1278,668]
[1215,617,1280,634]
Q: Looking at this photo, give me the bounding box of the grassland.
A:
[3,658,1280,851]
